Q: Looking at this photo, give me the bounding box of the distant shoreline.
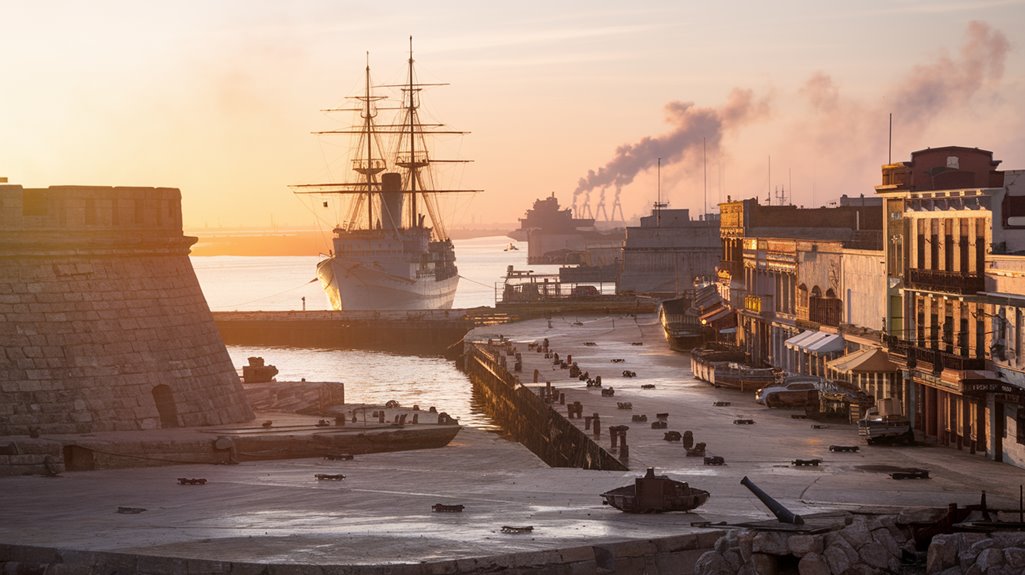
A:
[187,228,516,256]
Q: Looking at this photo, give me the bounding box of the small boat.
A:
[600,468,710,513]
[691,347,779,392]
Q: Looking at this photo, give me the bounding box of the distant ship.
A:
[295,41,479,310]
[509,193,595,242]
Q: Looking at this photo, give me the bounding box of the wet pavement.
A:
[3,313,1025,567]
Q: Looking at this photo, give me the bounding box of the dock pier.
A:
[212,308,507,354]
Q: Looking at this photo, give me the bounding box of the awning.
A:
[826,347,899,374]
[700,305,735,327]
[692,285,722,312]
[806,334,844,355]
[784,330,817,350]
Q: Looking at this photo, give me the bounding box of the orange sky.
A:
[2,2,1024,231]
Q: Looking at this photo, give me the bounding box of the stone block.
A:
[823,545,851,575]
[787,534,823,557]
[797,552,829,575]
[693,551,729,575]
[1005,547,1025,568]
[559,546,595,564]
[928,534,959,573]
[749,553,778,575]
[858,542,891,570]
[752,532,788,555]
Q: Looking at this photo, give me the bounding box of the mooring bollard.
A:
[592,414,601,437]
[559,392,566,405]
[534,369,540,383]
[683,430,694,449]
[584,415,593,430]
[620,444,629,459]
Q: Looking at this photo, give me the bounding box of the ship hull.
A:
[317,257,458,311]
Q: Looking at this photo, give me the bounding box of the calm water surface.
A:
[192,236,555,430]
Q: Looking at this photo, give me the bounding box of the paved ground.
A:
[3,313,1024,567]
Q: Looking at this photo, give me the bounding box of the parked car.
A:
[755,377,821,408]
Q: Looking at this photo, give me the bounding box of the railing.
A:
[883,336,985,372]
[906,269,985,295]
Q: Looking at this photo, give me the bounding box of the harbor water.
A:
[192,236,546,430]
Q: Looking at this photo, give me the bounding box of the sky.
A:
[2,1,1024,231]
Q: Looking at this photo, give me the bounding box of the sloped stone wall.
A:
[0,185,253,436]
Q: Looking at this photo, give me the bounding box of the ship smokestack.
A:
[381,172,403,230]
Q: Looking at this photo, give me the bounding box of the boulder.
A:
[752,532,789,555]
[858,541,891,570]
[1005,547,1025,569]
[797,552,829,575]
[787,534,823,557]
[823,545,852,575]
[927,534,959,573]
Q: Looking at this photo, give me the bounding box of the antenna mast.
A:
[703,137,707,220]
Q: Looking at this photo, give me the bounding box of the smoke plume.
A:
[892,20,1009,124]
[574,88,769,209]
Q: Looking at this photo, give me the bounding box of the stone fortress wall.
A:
[0,184,253,436]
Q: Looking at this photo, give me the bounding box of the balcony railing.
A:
[883,336,985,373]
[906,269,985,295]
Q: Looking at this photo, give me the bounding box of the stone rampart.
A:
[0,185,253,444]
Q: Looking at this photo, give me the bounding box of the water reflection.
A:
[227,346,500,431]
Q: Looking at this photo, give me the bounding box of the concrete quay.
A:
[466,313,1025,515]
[3,313,1025,574]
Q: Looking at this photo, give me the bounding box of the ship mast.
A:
[294,41,482,237]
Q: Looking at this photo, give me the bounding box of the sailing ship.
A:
[295,40,479,310]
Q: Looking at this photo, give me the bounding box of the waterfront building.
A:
[616,208,719,296]
[718,199,881,371]
[877,146,1025,463]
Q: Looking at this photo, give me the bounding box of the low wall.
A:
[0,530,724,574]
[463,340,627,471]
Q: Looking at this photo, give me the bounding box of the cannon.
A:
[740,476,803,525]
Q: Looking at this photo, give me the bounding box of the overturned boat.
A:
[600,468,710,513]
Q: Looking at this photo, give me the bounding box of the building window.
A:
[1018,406,1025,444]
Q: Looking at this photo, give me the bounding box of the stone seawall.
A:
[0,531,724,575]
[463,339,627,471]
[0,185,253,447]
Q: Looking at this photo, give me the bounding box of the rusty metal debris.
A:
[792,459,822,467]
[631,414,647,423]
[686,442,707,457]
[651,420,667,429]
[177,478,208,485]
[704,456,725,466]
[891,469,930,480]
[663,431,682,442]
[601,388,615,397]
[623,370,638,378]
[324,454,354,461]
[829,445,859,453]
[501,525,534,534]
[117,507,146,514]
[432,503,465,512]
[617,402,633,410]
[713,401,731,407]
[315,474,346,481]
[741,476,804,525]
[733,419,755,425]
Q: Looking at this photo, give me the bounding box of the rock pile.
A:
[927,532,1025,574]
[695,513,918,575]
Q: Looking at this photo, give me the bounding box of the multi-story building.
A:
[719,199,881,369]
[617,208,720,296]
[877,146,1025,457]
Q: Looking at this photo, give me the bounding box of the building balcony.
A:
[884,336,986,373]
[905,269,985,295]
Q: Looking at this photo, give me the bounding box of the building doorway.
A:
[152,384,179,428]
